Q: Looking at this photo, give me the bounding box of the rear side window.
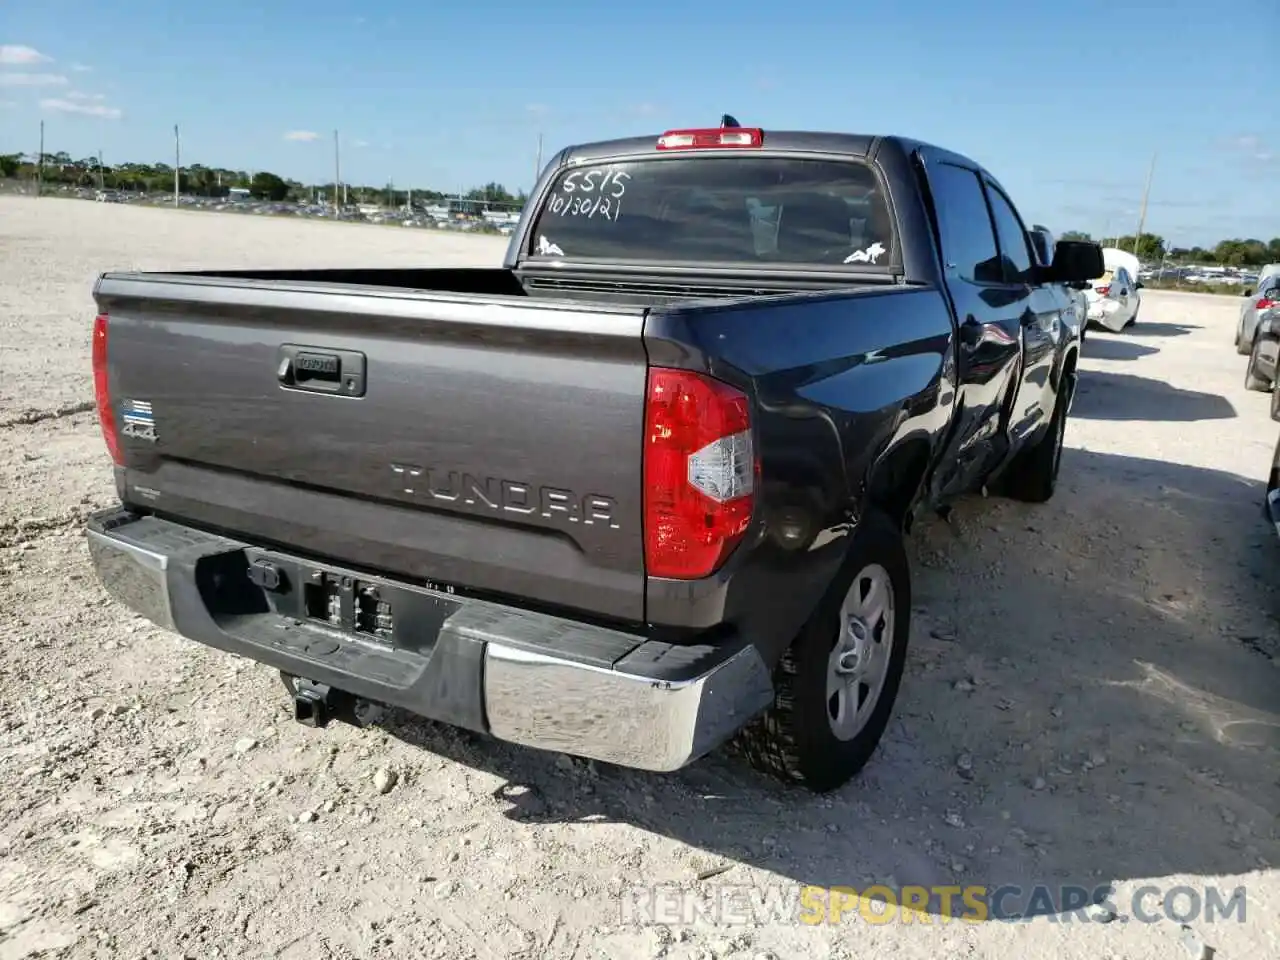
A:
[983,183,1035,283]
[927,163,1002,284]
[526,157,895,268]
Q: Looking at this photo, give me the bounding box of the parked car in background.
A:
[1085,248,1143,333]
[1086,265,1142,332]
[1236,267,1280,355]
[1244,279,1280,396]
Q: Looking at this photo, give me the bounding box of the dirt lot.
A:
[1,196,1277,960]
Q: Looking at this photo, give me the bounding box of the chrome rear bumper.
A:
[85,509,774,772]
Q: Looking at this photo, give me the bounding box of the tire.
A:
[1245,339,1271,392]
[1123,302,1139,328]
[1002,381,1070,504]
[736,510,910,793]
[1236,320,1252,356]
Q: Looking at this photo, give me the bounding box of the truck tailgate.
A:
[95,274,649,623]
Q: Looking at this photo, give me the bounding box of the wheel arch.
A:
[864,432,935,533]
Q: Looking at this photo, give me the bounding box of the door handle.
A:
[277,344,367,397]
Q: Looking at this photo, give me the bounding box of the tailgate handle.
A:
[277,344,367,397]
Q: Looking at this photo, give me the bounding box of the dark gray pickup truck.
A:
[85,123,1103,792]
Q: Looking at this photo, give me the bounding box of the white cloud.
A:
[1227,134,1276,165]
[525,103,549,117]
[66,90,105,102]
[0,45,51,65]
[71,62,92,72]
[284,130,319,141]
[0,99,14,109]
[0,72,68,87]
[352,139,369,148]
[40,97,122,119]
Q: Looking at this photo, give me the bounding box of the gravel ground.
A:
[1,196,1277,960]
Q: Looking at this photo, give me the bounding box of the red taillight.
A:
[1258,297,1278,310]
[656,127,764,150]
[643,368,757,579]
[92,313,122,465]
[1095,285,1111,296]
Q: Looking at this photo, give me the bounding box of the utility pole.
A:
[332,129,341,214]
[1132,152,1156,257]
[96,149,105,190]
[534,132,543,184]
[173,124,181,206]
[36,120,44,197]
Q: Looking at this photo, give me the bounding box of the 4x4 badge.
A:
[119,398,158,442]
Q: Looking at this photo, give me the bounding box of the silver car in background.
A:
[1243,275,1280,399]
[1235,262,1280,355]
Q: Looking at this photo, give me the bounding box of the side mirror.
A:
[1135,281,1144,290]
[1047,239,1105,285]
[1243,289,1254,297]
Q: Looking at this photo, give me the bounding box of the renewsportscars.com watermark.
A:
[619,883,1249,926]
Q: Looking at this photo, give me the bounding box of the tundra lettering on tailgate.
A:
[390,464,620,529]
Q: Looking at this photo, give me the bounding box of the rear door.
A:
[979,176,1065,444]
[916,156,1024,499]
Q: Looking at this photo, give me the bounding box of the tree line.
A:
[1056,231,1278,268]
[0,152,527,208]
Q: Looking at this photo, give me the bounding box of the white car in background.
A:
[1085,247,1143,333]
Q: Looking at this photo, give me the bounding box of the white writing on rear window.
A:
[546,168,630,222]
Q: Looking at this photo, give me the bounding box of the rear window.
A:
[526,156,895,268]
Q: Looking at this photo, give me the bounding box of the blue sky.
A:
[2,0,1276,246]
